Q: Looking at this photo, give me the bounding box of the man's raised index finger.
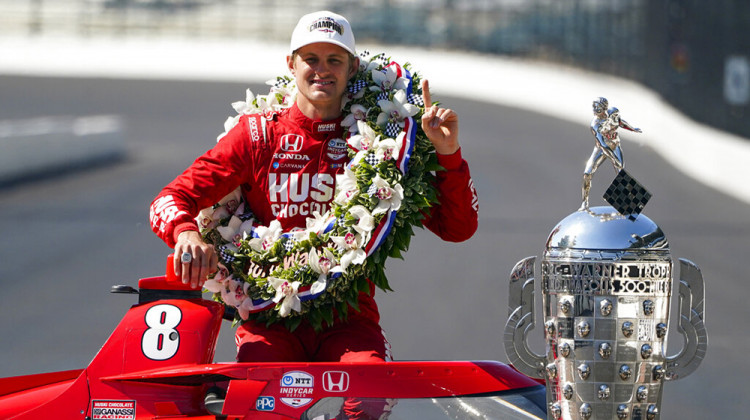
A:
[421,79,432,107]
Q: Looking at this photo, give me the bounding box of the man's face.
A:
[288,43,358,114]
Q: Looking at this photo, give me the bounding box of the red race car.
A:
[0,255,546,419]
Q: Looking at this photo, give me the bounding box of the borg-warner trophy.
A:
[504,98,707,420]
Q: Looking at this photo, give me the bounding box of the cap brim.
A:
[290,39,355,56]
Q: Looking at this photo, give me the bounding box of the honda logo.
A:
[322,371,349,392]
[280,134,304,152]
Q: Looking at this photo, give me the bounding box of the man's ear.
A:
[349,57,360,78]
[287,55,295,75]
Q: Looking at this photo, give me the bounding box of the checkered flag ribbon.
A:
[271,77,292,90]
[237,208,254,222]
[218,245,236,264]
[385,122,402,138]
[364,153,381,167]
[348,79,367,94]
[367,183,378,196]
[283,237,295,252]
[377,92,388,102]
[369,53,388,67]
[603,169,652,220]
[408,93,424,107]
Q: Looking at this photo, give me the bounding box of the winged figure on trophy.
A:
[505,97,707,420]
[581,97,645,217]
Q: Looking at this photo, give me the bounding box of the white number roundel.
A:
[141,304,182,360]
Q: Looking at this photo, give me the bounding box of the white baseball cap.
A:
[289,11,356,56]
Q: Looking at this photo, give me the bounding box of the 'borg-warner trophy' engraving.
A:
[505,99,706,420]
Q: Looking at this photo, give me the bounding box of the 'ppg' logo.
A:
[280,134,304,152]
[323,371,350,392]
[256,396,275,411]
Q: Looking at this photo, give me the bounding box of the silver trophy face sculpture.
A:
[504,98,707,420]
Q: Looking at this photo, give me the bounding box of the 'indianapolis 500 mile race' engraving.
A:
[542,261,671,295]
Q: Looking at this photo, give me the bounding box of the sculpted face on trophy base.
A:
[504,99,707,420]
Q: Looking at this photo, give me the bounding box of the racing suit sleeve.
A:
[422,148,479,242]
[149,117,255,248]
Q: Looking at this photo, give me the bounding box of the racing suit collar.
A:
[289,103,344,140]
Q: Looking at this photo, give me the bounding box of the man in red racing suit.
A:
[151,10,477,418]
[150,9,477,383]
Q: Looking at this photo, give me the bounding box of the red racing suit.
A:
[150,103,479,362]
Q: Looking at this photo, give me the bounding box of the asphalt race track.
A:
[0,75,747,418]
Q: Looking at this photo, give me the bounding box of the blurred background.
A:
[2,0,749,138]
[1,1,748,418]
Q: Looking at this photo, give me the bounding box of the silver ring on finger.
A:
[181,252,193,264]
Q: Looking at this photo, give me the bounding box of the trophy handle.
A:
[504,256,546,379]
[665,258,708,380]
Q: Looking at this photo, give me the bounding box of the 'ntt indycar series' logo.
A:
[279,371,314,408]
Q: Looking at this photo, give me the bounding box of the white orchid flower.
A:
[348,150,371,169]
[334,166,360,205]
[341,104,369,133]
[267,276,302,317]
[370,175,404,215]
[278,90,297,110]
[359,57,381,74]
[249,220,282,252]
[291,227,310,242]
[220,277,247,308]
[203,277,225,294]
[231,89,261,115]
[330,232,367,270]
[376,90,420,127]
[341,85,366,110]
[305,211,332,235]
[203,263,230,294]
[235,88,279,114]
[349,205,375,235]
[356,51,381,74]
[374,136,401,161]
[257,95,276,113]
[347,120,380,152]
[203,277,225,293]
[369,67,409,94]
[196,207,218,231]
[217,215,255,251]
[237,297,255,320]
[308,248,342,295]
[266,79,297,110]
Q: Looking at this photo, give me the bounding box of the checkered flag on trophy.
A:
[603,169,652,220]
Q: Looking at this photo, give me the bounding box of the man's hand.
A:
[174,230,218,289]
[420,79,460,155]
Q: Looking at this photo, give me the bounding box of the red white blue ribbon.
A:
[247,272,342,313]
[361,61,417,257]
